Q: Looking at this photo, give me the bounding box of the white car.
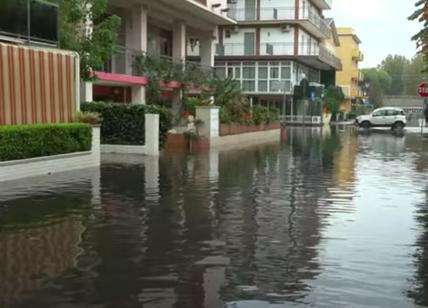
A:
[356,107,407,130]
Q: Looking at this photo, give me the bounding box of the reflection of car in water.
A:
[358,131,406,154]
[356,107,407,130]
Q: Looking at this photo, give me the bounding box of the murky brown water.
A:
[1,127,428,307]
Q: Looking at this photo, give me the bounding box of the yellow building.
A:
[335,28,364,112]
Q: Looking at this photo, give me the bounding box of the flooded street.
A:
[2,128,428,307]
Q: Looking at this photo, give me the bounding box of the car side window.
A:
[386,110,399,116]
[373,110,386,117]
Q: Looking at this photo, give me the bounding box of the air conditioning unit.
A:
[281,25,292,33]
[266,43,274,56]
[231,26,240,34]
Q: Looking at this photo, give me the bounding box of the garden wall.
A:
[0,127,100,182]
[220,122,281,136]
[0,43,79,125]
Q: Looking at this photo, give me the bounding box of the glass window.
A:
[243,80,255,92]
[243,67,255,78]
[270,67,279,79]
[235,68,241,79]
[270,80,283,92]
[258,80,268,92]
[386,109,399,116]
[259,67,268,79]
[281,67,291,79]
[372,110,387,117]
[227,67,234,77]
[215,67,225,78]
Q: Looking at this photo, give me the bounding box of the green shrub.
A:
[0,123,92,161]
[220,105,279,126]
[81,102,172,147]
[75,111,102,125]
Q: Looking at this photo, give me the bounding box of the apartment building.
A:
[206,0,342,109]
[83,0,236,104]
[335,27,364,112]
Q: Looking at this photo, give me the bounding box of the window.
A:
[225,30,231,38]
[372,110,387,117]
[386,109,400,116]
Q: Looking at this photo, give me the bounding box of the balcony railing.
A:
[218,42,341,69]
[219,43,255,56]
[227,7,330,37]
[100,46,215,82]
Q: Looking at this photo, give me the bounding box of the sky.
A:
[326,0,421,68]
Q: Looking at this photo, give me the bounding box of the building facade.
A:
[335,27,364,112]
[82,0,235,104]
[200,0,342,111]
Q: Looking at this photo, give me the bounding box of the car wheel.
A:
[360,121,371,129]
[393,122,405,130]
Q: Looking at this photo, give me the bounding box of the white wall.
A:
[260,0,294,20]
[260,27,294,55]
[298,28,319,55]
[223,28,256,55]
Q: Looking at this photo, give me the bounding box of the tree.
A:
[50,0,121,80]
[379,55,410,95]
[361,68,392,107]
[409,1,428,68]
[322,86,345,117]
[403,54,428,95]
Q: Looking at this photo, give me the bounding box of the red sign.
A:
[418,82,428,97]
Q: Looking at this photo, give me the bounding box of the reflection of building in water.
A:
[0,219,84,305]
[214,133,339,302]
[334,129,358,187]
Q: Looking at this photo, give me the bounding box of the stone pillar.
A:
[145,113,160,156]
[144,155,159,202]
[132,85,146,104]
[91,126,101,166]
[196,106,220,138]
[199,34,215,68]
[172,21,187,124]
[172,21,187,63]
[80,81,93,103]
[126,5,148,104]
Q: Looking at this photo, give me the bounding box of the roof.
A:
[325,18,340,47]
[337,27,362,44]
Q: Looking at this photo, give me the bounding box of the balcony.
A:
[351,69,359,81]
[217,42,341,70]
[218,43,255,56]
[227,7,331,39]
[352,48,364,62]
[311,0,332,10]
[99,46,214,87]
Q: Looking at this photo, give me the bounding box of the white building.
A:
[83,0,236,104]
[191,0,342,108]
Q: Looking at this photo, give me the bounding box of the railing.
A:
[281,115,322,125]
[220,43,255,56]
[261,42,294,56]
[100,46,141,75]
[301,8,330,37]
[318,45,342,70]
[227,6,330,37]
[218,42,341,69]
[100,46,215,82]
[185,60,215,80]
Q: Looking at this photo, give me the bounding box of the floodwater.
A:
[2,128,428,308]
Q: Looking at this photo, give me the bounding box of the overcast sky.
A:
[326,0,421,68]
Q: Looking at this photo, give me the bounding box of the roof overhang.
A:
[108,0,236,29]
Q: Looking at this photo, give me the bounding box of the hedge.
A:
[0,123,92,161]
[81,102,172,147]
